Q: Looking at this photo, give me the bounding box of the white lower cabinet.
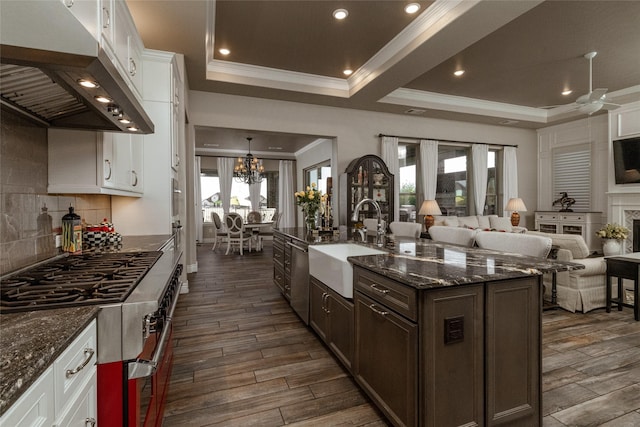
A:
[0,321,97,427]
[0,367,55,427]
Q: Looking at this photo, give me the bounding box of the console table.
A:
[535,211,602,253]
[606,254,640,321]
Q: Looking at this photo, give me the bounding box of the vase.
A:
[602,238,622,256]
[304,210,318,233]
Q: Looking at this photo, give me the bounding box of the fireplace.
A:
[634,220,640,252]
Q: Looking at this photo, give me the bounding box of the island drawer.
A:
[355,267,417,322]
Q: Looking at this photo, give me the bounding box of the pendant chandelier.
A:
[233,137,265,184]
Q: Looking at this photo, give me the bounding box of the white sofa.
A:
[428,225,477,247]
[434,215,527,233]
[528,231,611,313]
[475,231,553,258]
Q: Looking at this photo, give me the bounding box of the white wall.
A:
[295,138,334,226]
[188,91,539,228]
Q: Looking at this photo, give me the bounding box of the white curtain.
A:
[194,156,203,242]
[419,139,438,200]
[381,136,399,222]
[249,182,261,211]
[218,157,234,215]
[472,144,488,215]
[278,160,295,228]
[503,146,518,217]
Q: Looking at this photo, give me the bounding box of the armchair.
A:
[528,231,612,312]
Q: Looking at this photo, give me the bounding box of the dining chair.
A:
[273,212,283,229]
[211,212,227,252]
[246,210,263,251]
[225,212,253,255]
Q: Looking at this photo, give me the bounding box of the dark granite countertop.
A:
[0,306,99,415]
[0,234,173,415]
[275,229,584,289]
[348,238,584,289]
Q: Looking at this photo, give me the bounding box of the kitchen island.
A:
[273,229,584,427]
[0,234,173,417]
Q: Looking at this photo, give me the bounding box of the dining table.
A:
[244,221,274,251]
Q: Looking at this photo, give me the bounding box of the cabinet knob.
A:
[85,418,97,427]
[129,58,137,77]
[64,0,74,7]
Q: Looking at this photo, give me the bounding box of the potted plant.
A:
[595,223,629,256]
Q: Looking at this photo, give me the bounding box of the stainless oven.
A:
[125,263,182,427]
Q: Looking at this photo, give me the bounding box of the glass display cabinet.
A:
[339,155,394,238]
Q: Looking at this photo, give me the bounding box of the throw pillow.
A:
[444,217,459,227]
[489,216,513,232]
[458,216,480,229]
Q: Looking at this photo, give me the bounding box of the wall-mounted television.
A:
[613,137,640,184]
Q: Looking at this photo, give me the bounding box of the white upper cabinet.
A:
[48,128,144,196]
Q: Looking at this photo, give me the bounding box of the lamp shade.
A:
[505,198,527,212]
[419,200,442,216]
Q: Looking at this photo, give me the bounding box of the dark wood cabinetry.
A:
[339,155,394,238]
[272,231,290,300]
[309,277,354,370]
[355,292,418,427]
[353,266,541,427]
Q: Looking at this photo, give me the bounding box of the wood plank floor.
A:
[165,241,640,426]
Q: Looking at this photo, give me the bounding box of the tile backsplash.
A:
[1,111,111,274]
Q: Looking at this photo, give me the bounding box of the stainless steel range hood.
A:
[0,1,153,134]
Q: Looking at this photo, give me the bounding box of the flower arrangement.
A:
[294,183,327,229]
[595,223,629,240]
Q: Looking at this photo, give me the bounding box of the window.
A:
[398,144,417,222]
[201,168,278,224]
[436,146,469,216]
[436,146,500,216]
[304,161,331,196]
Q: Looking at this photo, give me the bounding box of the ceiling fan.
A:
[540,51,620,114]
[569,51,620,115]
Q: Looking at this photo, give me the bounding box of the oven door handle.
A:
[127,289,180,380]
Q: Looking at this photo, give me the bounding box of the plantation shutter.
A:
[552,144,591,212]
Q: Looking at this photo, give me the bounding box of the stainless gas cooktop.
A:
[0,251,162,313]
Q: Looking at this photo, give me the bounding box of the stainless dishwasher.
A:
[288,241,310,324]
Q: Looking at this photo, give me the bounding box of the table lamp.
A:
[505,198,527,226]
[418,200,442,231]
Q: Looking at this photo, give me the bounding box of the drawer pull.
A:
[85,418,97,427]
[370,283,390,295]
[369,304,388,317]
[66,348,95,378]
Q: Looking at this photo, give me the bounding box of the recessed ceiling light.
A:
[404,3,421,14]
[204,143,219,147]
[95,95,112,103]
[219,48,230,56]
[333,8,348,20]
[119,118,131,124]
[77,79,99,88]
[343,69,353,76]
[454,70,465,77]
[562,89,573,96]
[127,126,138,132]
[268,146,283,150]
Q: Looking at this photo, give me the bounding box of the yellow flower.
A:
[311,182,317,188]
[306,186,311,191]
[308,194,314,200]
